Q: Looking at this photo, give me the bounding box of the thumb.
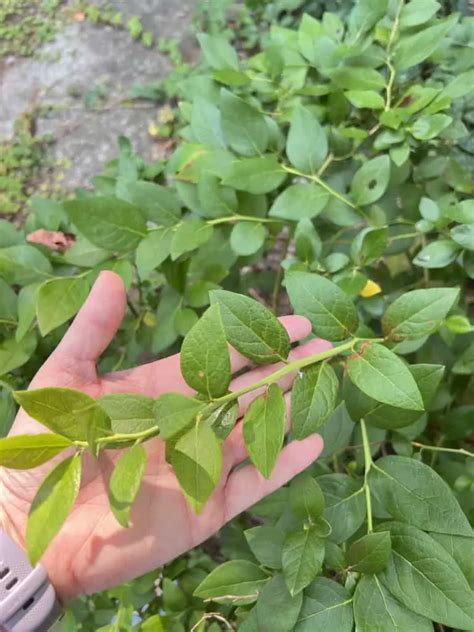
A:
[51,271,126,363]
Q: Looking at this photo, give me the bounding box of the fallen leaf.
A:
[27,230,75,252]
[359,279,382,298]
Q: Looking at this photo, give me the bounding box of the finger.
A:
[102,315,313,397]
[224,435,324,522]
[234,337,332,414]
[51,271,126,363]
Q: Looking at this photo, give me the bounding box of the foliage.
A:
[1,0,474,630]
[0,0,63,59]
[0,111,53,215]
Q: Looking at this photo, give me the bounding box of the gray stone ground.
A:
[0,0,198,189]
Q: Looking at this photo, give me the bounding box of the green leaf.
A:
[26,454,82,564]
[121,181,181,226]
[394,14,459,70]
[180,304,231,398]
[400,0,440,27]
[295,217,322,263]
[210,290,290,364]
[222,155,286,194]
[289,473,325,521]
[155,393,205,440]
[451,224,474,251]
[136,228,172,279]
[194,560,269,605]
[285,271,359,341]
[286,105,328,174]
[350,227,388,265]
[36,277,90,336]
[413,239,461,268]
[256,574,303,632]
[430,533,474,590]
[295,577,353,632]
[213,68,251,87]
[370,456,472,536]
[453,343,474,374]
[0,245,52,285]
[382,287,460,341]
[64,197,147,253]
[109,444,147,528]
[351,155,390,206]
[14,387,111,442]
[98,394,156,435]
[191,98,226,150]
[245,526,284,569]
[141,615,164,632]
[354,575,433,632]
[347,343,424,411]
[0,333,36,375]
[282,526,325,595]
[230,222,266,256]
[197,33,240,70]
[318,474,365,543]
[328,66,385,91]
[0,433,73,469]
[220,89,269,156]
[291,362,338,439]
[202,399,238,441]
[269,183,329,220]
[318,402,355,457]
[197,172,237,218]
[243,384,286,479]
[0,278,17,321]
[170,219,213,260]
[174,307,199,336]
[411,114,452,140]
[359,364,444,429]
[171,422,222,513]
[346,532,391,574]
[345,90,385,109]
[378,522,474,629]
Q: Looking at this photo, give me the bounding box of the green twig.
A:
[282,164,358,211]
[361,419,374,533]
[82,337,382,450]
[411,443,473,458]
[384,1,404,111]
[209,338,382,409]
[271,235,290,315]
[206,215,284,226]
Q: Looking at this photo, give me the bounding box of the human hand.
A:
[0,272,328,603]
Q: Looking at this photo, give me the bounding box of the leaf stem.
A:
[361,418,374,533]
[384,0,404,111]
[316,152,334,178]
[282,164,358,211]
[206,215,284,226]
[411,442,473,458]
[85,338,382,450]
[210,338,377,408]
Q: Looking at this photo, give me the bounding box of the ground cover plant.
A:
[0,0,474,629]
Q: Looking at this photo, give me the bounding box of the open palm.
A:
[0,272,327,603]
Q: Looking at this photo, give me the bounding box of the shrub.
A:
[0,0,473,629]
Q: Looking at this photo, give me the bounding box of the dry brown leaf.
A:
[26,230,75,252]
